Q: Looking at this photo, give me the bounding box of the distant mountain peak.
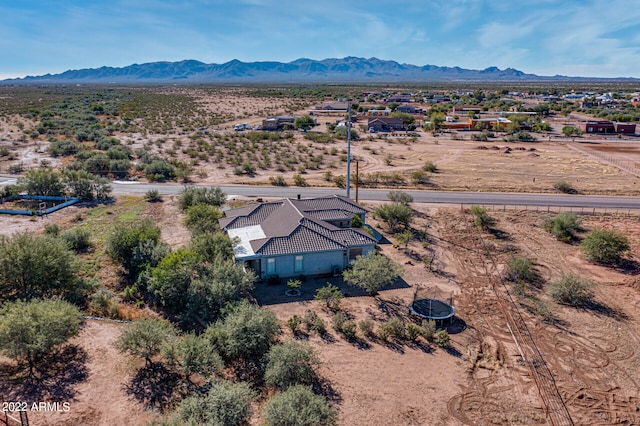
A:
[2,57,635,84]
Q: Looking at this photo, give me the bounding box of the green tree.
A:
[548,274,595,307]
[178,186,227,211]
[0,299,81,376]
[205,300,280,361]
[114,318,175,366]
[190,231,235,262]
[562,126,583,138]
[374,203,413,231]
[171,380,257,426]
[543,213,581,242]
[390,111,415,128]
[294,115,316,129]
[394,229,413,248]
[265,340,319,390]
[343,252,402,295]
[314,283,343,311]
[147,249,204,311]
[262,385,337,426]
[162,333,223,383]
[105,220,162,277]
[351,214,363,228]
[183,204,223,237]
[18,167,63,196]
[0,233,78,302]
[581,228,630,265]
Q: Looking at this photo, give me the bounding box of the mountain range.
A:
[3,57,637,84]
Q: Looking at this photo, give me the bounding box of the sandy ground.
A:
[2,204,639,425]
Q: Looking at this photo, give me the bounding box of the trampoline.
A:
[410,298,456,327]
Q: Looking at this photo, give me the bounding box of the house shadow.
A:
[252,275,410,307]
[0,344,88,403]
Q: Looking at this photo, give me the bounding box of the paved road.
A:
[1,175,638,210]
[107,181,640,210]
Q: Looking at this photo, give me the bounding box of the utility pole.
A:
[346,102,352,198]
[355,160,359,203]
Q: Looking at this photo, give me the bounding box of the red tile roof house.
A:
[219,195,377,280]
[367,117,404,132]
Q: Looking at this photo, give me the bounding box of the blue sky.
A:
[2,0,640,79]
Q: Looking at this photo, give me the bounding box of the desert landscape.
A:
[1,84,639,426]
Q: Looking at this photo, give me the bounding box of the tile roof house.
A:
[220,195,376,280]
[367,117,404,132]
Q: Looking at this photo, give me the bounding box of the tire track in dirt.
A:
[435,210,549,425]
[490,211,640,425]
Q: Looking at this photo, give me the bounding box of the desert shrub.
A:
[269,175,288,186]
[303,309,326,334]
[162,333,223,382]
[287,315,302,333]
[377,318,404,341]
[114,318,175,366]
[580,228,630,265]
[265,340,319,389]
[206,300,280,361]
[314,283,343,310]
[470,205,495,229]
[60,228,92,252]
[144,189,162,202]
[340,320,357,340]
[262,385,337,426]
[405,323,425,342]
[543,213,581,242]
[358,318,376,339]
[144,159,175,181]
[331,311,347,332]
[173,380,257,426]
[387,190,413,205]
[553,180,576,194]
[548,273,595,306]
[343,252,402,295]
[435,329,450,348]
[105,220,162,277]
[423,161,438,172]
[506,256,536,283]
[178,186,227,211]
[421,319,436,342]
[332,175,346,188]
[374,203,412,231]
[293,174,307,187]
[44,223,60,236]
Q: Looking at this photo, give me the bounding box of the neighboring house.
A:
[367,117,404,132]
[616,123,636,134]
[312,101,350,111]
[585,121,616,134]
[220,195,376,280]
[396,104,424,114]
[452,105,482,114]
[469,117,512,130]
[262,116,296,131]
[385,95,412,103]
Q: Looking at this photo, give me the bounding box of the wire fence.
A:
[459,203,640,218]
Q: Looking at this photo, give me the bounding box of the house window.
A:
[267,258,276,275]
[294,255,304,273]
[349,248,363,259]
